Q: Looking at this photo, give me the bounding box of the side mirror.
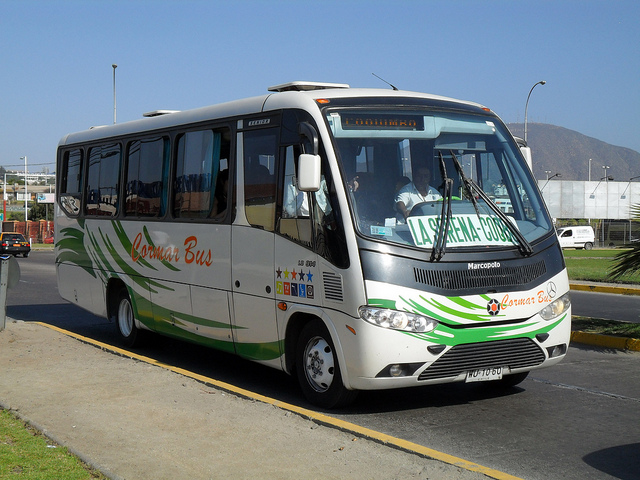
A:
[520,146,532,171]
[297,154,321,192]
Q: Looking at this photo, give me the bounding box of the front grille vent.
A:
[414,261,546,291]
[418,338,545,381]
[322,271,344,302]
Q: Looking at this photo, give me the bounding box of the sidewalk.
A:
[0,320,505,480]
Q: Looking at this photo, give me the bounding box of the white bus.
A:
[56,81,571,408]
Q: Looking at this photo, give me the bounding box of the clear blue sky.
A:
[2,0,639,174]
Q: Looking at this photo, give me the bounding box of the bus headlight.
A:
[539,293,571,320]
[359,306,438,333]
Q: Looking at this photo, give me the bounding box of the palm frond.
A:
[608,204,640,279]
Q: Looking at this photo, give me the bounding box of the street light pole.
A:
[112,64,117,124]
[524,80,546,143]
[20,156,27,223]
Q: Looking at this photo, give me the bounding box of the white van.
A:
[557,226,595,250]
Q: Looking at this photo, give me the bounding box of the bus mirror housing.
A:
[520,146,532,171]
[298,122,319,155]
[297,154,321,192]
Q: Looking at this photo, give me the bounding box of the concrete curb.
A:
[570,331,640,352]
[570,282,640,296]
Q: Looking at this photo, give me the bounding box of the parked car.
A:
[0,233,31,257]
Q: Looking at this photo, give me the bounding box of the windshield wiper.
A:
[449,150,533,256]
[430,152,453,262]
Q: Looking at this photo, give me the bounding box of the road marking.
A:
[532,377,640,403]
[37,321,523,480]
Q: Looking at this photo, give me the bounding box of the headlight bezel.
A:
[359,306,438,333]
[539,293,571,320]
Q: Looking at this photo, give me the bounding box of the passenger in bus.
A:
[210,169,229,219]
[284,175,331,218]
[395,167,442,221]
[283,175,309,217]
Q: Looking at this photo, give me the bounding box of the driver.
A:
[395,166,442,221]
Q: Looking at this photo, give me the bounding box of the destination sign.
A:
[341,114,423,131]
[406,214,518,248]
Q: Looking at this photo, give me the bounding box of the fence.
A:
[1,220,54,243]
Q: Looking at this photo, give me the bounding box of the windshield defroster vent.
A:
[413,260,547,290]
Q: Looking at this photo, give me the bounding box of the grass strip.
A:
[572,316,640,339]
[0,410,106,480]
[563,248,640,284]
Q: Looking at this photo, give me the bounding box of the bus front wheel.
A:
[115,289,141,348]
[296,321,358,409]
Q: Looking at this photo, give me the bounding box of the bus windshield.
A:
[325,109,552,254]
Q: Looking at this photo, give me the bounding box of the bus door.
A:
[231,127,280,363]
[275,144,319,303]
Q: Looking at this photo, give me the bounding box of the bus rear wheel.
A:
[115,288,141,348]
[296,321,358,409]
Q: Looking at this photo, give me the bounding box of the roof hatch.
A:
[268,81,350,92]
[143,110,181,118]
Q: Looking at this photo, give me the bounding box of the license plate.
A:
[465,367,503,383]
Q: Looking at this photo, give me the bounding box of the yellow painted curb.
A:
[571,331,640,352]
[570,283,640,296]
[36,322,523,480]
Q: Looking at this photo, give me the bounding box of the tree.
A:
[29,203,52,222]
[609,204,640,279]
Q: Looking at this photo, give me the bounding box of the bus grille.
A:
[418,338,545,381]
[413,261,546,291]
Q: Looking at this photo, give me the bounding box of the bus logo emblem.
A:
[487,299,501,316]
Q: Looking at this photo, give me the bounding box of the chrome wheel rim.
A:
[117,298,134,337]
[303,336,335,392]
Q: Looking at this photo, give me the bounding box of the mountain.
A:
[507,123,640,182]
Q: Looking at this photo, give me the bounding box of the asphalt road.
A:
[571,289,640,323]
[7,250,640,480]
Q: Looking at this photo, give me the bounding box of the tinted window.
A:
[173,128,230,219]
[243,128,277,231]
[59,148,83,216]
[125,137,169,217]
[86,143,121,216]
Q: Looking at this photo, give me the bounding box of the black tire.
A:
[23,252,29,258]
[584,242,593,250]
[115,288,142,347]
[295,321,358,409]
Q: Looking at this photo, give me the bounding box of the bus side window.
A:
[59,148,83,216]
[243,128,277,231]
[173,128,230,220]
[125,136,169,217]
[86,143,121,217]
[278,145,313,248]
